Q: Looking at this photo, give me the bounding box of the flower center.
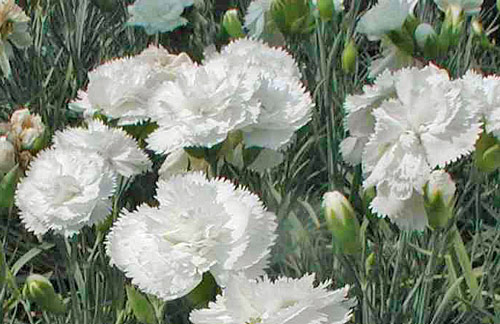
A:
[52,176,82,204]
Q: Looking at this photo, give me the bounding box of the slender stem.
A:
[450,224,483,307]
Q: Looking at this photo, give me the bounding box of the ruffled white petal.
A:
[190,274,353,324]
[53,120,151,178]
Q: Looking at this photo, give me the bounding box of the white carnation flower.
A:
[53,120,151,178]
[210,38,301,80]
[127,0,194,35]
[357,0,418,41]
[16,148,115,236]
[207,39,311,149]
[459,70,500,138]
[244,0,272,38]
[363,64,481,229]
[340,70,396,165]
[106,172,277,301]
[147,59,260,154]
[241,75,313,149]
[190,274,354,324]
[70,47,193,125]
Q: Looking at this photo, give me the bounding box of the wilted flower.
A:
[106,172,277,301]
[127,0,194,35]
[357,0,417,41]
[190,274,354,324]
[9,108,45,150]
[0,136,15,176]
[0,0,32,78]
[53,120,151,178]
[363,64,481,229]
[16,148,115,236]
[70,46,193,125]
[244,0,272,38]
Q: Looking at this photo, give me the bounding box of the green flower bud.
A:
[322,191,361,255]
[0,164,18,208]
[342,39,357,74]
[424,170,456,229]
[24,274,65,314]
[414,23,436,49]
[317,0,334,21]
[271,0,312,35]
[475,131,500,173]
[365,252,376,277]
[223,9,244,38]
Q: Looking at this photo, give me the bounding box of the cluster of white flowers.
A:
[106,171,353,322]
[15,120,151,236]
[341,64,486,230]
[126,0,194,35]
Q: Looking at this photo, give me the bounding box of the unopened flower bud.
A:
[322,191,361,254]
[9,108,45,150]
[0,137,15,176]
[271,0,312,35]
[223,9,244,38]
[475,131,500,173]
[317,0,333,21]
[414,23,436,49]
[342,39,357,74]
[424,170,456,229]
[471,18,483,36]
[24,274,65,314]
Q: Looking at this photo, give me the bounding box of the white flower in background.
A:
[357,0,417,41]
[363,64,481,229]
[147,59,260,154]
[244,0,272,38]
[53,120,151,178]
[127,0,194,35]
[0,0,32,78]
[459,70,500,138]
[340,70,396,165]
[16,148,115,236]
[241,75,313,149]
[70,47,193,125]
[434,0,483,14]
[9,108,45,149]
[210,38,301,80]
[106,172,277,301]
[190,274,354,324]
[0,136,15,176]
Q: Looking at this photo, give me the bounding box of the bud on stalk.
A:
[223,9,244,38]
[322,191,361,255]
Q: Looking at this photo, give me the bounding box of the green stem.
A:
[450,225,483,307]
